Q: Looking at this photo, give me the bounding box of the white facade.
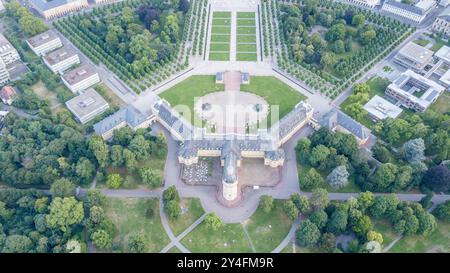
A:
[222,180,238,201]
[65,88,109,124]
[363,95,403,121]
[26,32,63,56]
[62,72,100,93]
[0,59,9,85]
[381,0,437,23]
[0,33,21,66]
[341,0,380,8]
[30,0,89,20]
[43,49,80,74]
[432,7,450,38]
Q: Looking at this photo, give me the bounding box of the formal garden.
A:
[209,11,231,61]
[53,0,194,93]
[236,12,258,61]
[262,0,414,99]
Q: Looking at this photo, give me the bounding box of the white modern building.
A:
[381,0,437,23]
[340,0,381,8]
[386,70,445,112]
[30,0,89,20]
[43,47,80,74]
[65,88,109,124]
[0,0,5,12]
[62,64,100,93]
[393,42,433,72]
[431,6,450,38]
[363,95,403,121]
[26,30,63,56]
[432,46,450,87]
[0,59,9,85]
[0,33,20,66]
[92,0,115,3]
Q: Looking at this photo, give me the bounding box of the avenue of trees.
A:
[5,0,49,36]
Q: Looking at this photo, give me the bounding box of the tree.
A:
[320,52,336,68]
[417,211,437,236]
[75,158,95,183]
[2,235,32,253]
[128,232,147,253]
[372,143,391,163]
[319,233,336,252]
[422,165,450,193]
[309,209,328,229]
[310,188,329,210]
[326,208,348,235]
[357,191,374,213]
[332,40,345,54]
[290,193,309,214]
[325,23,346,42]
[140,168,162,188]
[50,178,75,197]
[165,199,181,219]
[89,135,109,168]
[327,165,349,189]
[309,145,330,167]
[106,174,123,189]
[433,200,450,221]
[259,195,274,213]
[204,213,222,231]
[296,220,320,247]
[351,215,372,237]
[299,168,324,191]
[283,200,299,221]
[179,0,190,13]
[352,14,365,27]
[163,186,180,204]
[370,163,398,192]
[46,197,84,234]
[91,229,112,249]
[367,230,383,244]
[295,138,311,165]
[402,138,425,164]
[369,194,400,218]
[110,145,124,167]
[85,189,106,208]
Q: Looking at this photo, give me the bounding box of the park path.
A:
[271,218,302,253]
[241,224,257,253]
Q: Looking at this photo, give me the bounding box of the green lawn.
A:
[181,222,253,252]
[212,26,231,34]
[372,218,398,247]
[237,27,256,35]
[211,34,230,43]
[209,52,230,61]
[239,76,306,125]
[167,198,205,236]
[212,18,231,25]
[213,11,231,18]
[237,43,257,52]
[106,198,170,252]
[237,12,255,19]
[210,43,230,51]
[389,221,450,253]
[236,53,257,61]
[429,91,450,114]
[237,19,256,26]
[413,39,430,47]
[237,35,256,43]
[159,75,224,122]
[244,200,293,253]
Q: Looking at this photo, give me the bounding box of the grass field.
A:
[31,81,62,113]
[94,83,125,108]
[213,11,231,18]
[236,12,257,62]
[372,218,398,247]
[236,53,258,61]
[181,222,253,253]
[167,198,205,236]
[413,39,430,47]
[159,75,225,122]
[239,76,306,125]
[430,91,450,114]
[244,200,293,252]
[106,198,170,252]
[209,11,231,61]
[211,34,230,43]
[209,52,230,61]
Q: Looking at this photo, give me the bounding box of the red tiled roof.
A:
[0,86,16,100]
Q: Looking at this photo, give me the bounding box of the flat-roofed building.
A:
[0,1,5,11]
[65,88,109,124]
[0,59,9,85]
[363,95,403,121]
[341,0,381,8]
[26,30,62,56]
[62,64,100,93]
[434,45,450,65]
[92,0,114,3]
[43,47,80,73]
[381,0,437,24]
[431,6,450,38]
[386,69,445,112]
[394,42,433,72]
[0,33,20,66]
[30,0,88,20]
